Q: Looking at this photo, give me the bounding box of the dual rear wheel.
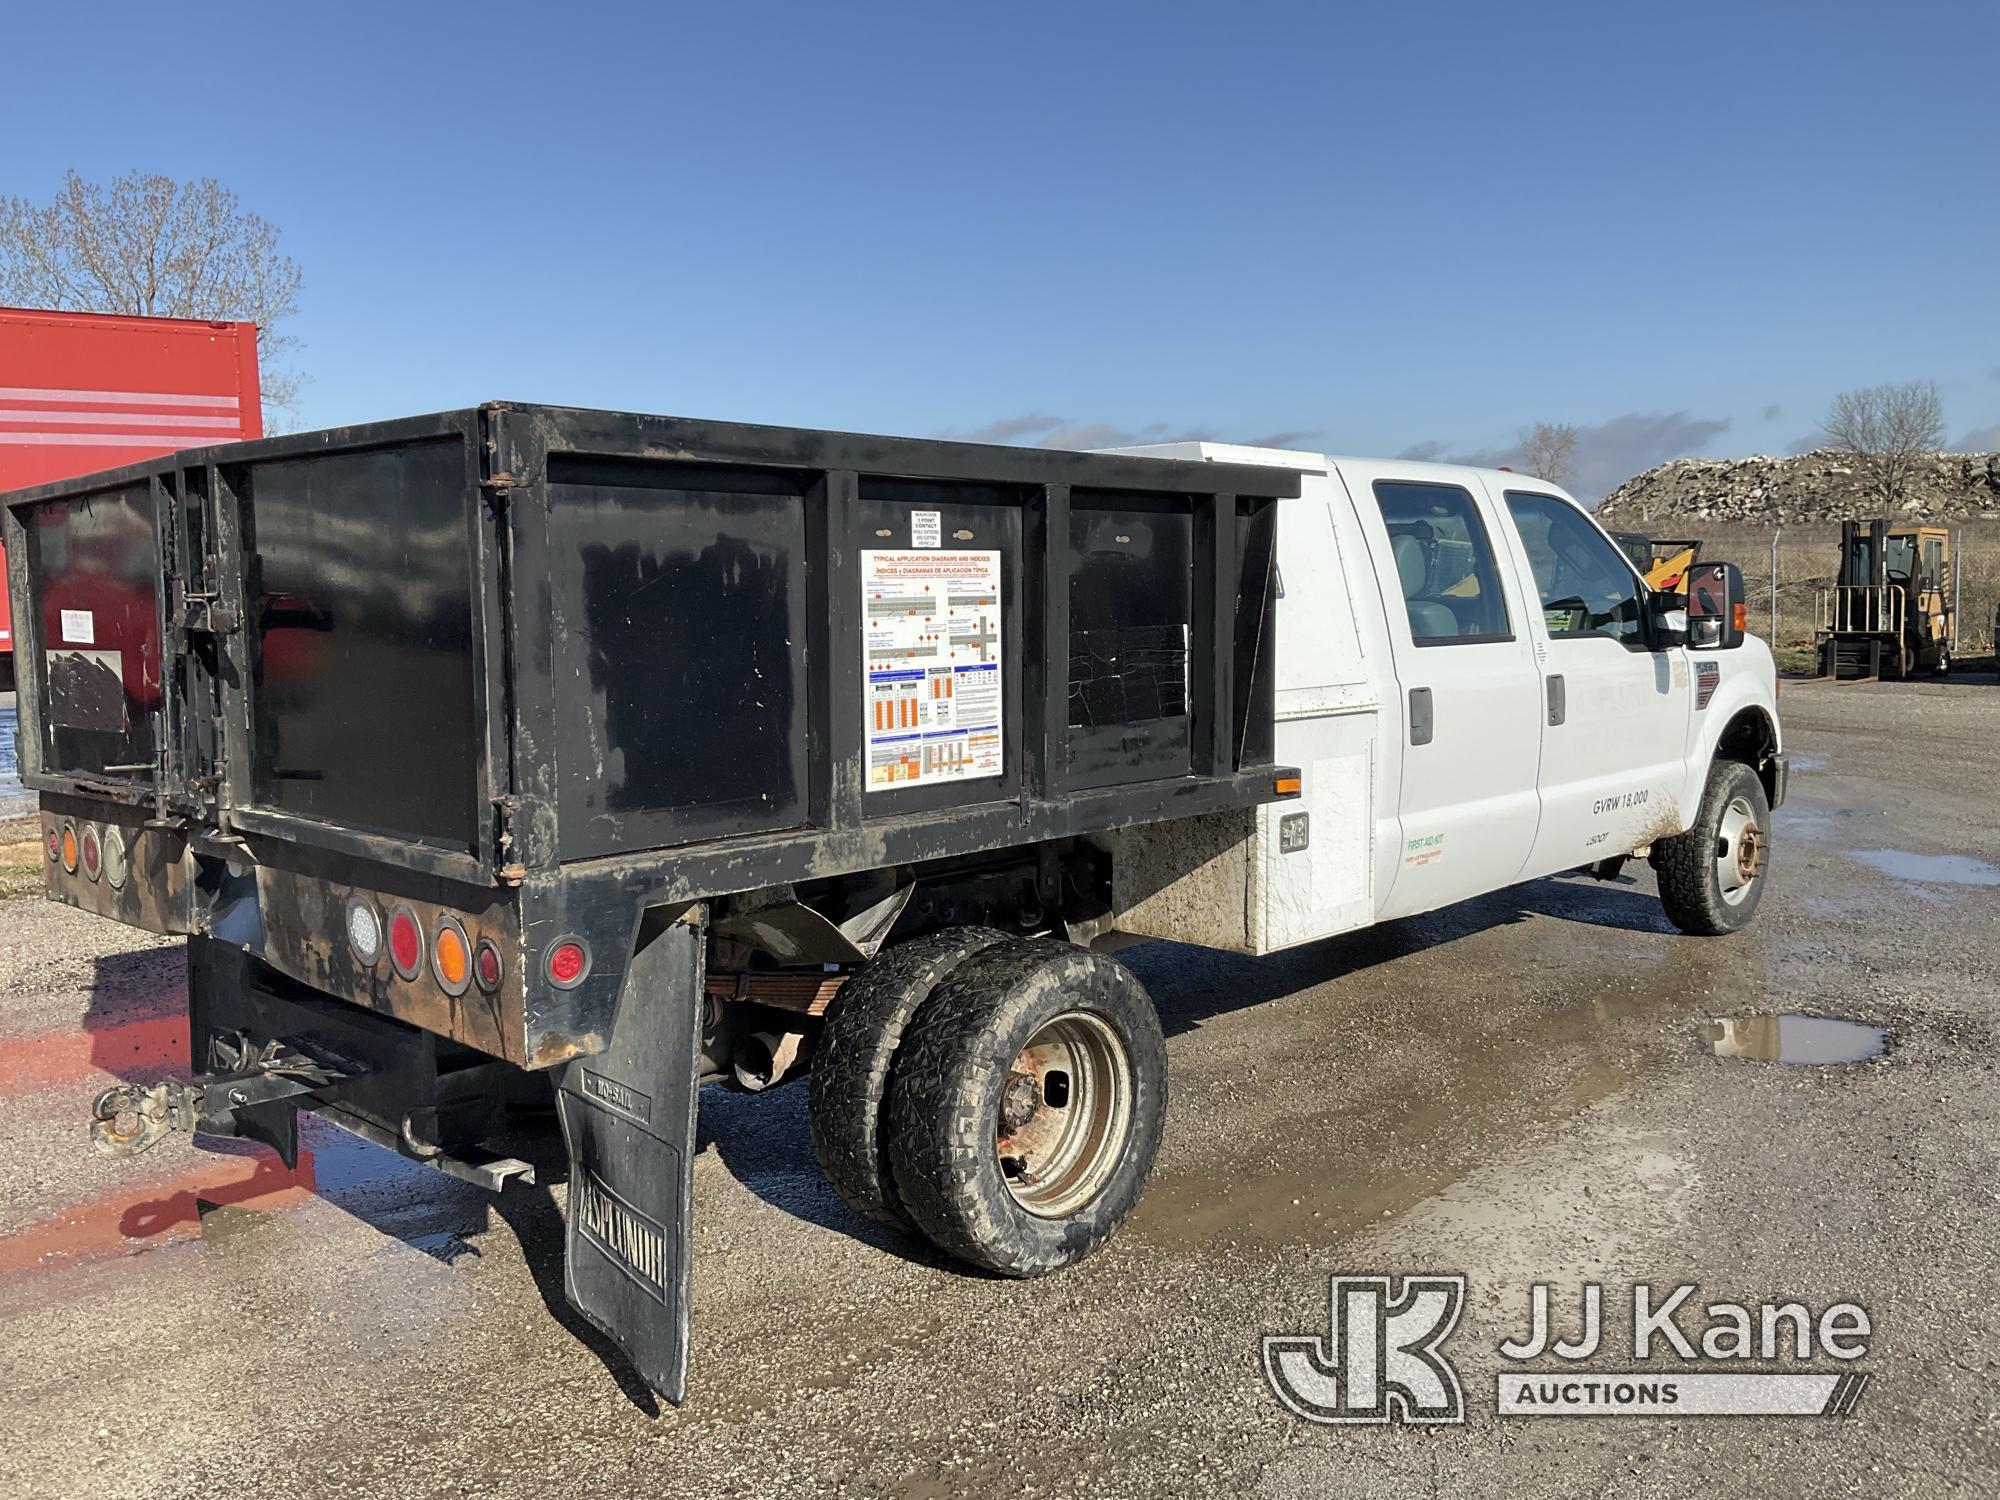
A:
[809,934,1166,1276]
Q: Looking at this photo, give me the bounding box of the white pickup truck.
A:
[1087,442,1786,952]
[14,408,1783,1402]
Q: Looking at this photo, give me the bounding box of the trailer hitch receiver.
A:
[87,1036,359,1159]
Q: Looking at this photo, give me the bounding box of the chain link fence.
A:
[1673,522,2000,670]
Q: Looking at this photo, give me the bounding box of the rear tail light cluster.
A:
[49,820,127,889]
[345,896,520,997]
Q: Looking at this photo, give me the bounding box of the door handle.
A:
[1408,687,1433,746]
[1547,674,1566,726]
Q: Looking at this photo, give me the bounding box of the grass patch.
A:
[0,839,45,899]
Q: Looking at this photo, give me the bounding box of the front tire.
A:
[885,943,1167,1277]
[1656,759,1771,935]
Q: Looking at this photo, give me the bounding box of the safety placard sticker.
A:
[59,609,95,645]
[862,550,1003,791]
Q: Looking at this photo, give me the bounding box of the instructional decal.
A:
[862,550,1003,791]
[910,510,942,548]
[60,609,94,646]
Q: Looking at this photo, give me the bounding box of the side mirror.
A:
[1684,562,1746,650]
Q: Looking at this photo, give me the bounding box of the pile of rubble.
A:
[1595,450,2000,525]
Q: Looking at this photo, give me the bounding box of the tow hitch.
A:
[89,1037,355,1158]
[87,939,538,1194]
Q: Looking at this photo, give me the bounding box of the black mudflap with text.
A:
[555,907,705,1403]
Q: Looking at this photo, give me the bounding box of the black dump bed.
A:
[5,403,1303,897]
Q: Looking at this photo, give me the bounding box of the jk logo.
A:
[1263,1274,1468,1425]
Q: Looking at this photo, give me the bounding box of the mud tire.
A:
[1657,759,1771,936]
[809,926,1019,1228]
[885,942,1167,1277]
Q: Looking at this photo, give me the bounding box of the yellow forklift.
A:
[1815,520,1954,680]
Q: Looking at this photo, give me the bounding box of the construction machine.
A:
[1815,520,1954,680]
[1609,530,1702,592]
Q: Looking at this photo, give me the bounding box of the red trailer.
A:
[0,308,264,681]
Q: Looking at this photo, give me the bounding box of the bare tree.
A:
[1821,381,1944,508]
[1517,421,1578,489]
[0,170,303,417]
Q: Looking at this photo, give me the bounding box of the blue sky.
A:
[5,0,1996,498]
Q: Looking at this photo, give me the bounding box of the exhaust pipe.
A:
[732,1030,808,1092]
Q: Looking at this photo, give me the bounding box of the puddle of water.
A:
[1703,1014,1887,1065]
[1850,849,2000,887]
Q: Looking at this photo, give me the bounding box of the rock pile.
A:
[1595,450,2000,525]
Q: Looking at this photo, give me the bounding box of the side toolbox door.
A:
[1259,470,1385,946]
[1486,485,1692,875]
[1337,463,1545,919]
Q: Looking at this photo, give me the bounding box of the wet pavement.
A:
[2,675,1998,1498]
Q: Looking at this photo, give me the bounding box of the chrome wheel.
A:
[1715,795,1764,906]
[995,1010,1132,1218]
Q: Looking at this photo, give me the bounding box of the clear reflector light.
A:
[102,828,128,890]
[347,897,383,965]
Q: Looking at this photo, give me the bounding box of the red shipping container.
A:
[0,307,265,662]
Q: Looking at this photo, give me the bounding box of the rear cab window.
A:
[1370,480,1513,646]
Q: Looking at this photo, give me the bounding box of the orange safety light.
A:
[1275,775,1302,795]
[431,918,473,996]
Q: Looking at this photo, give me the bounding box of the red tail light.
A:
[474,939,504,992]
[545,937,590,990]
[45,829,60,863]
[80,827,103,882]
[387,905,424,981]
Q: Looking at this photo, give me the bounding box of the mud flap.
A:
[554,904,705,1405]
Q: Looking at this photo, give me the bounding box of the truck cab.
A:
[1103,442,1785,947]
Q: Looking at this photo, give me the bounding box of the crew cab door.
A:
[1486,485,1692,876]
[1338,464,1544,919]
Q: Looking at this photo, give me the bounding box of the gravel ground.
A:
[1,676,1996,1499]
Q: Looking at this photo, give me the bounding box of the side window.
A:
[1504,491,1647,651]
[1371,481,1512,645]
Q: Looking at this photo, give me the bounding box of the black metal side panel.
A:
[238,440,480,849]
[855,478,1024,816]
[1232,498,1279,769]
[545,456,811,859]
[18,481,164,781]
[1066,490,1194,788]
[554,904,705,1404]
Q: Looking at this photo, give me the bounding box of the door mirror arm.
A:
[1645,591,1688,650]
